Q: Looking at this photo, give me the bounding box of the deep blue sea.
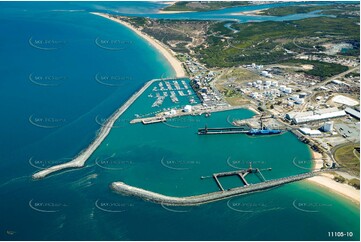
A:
[0,1,359,241]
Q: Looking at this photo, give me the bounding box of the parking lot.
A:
[334,122,360,141]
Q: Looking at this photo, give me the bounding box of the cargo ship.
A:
[247,128,283,136]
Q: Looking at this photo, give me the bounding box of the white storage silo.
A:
[271,81,278,87]
[284,87,292,94]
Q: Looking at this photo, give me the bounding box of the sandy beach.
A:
[158,10,195,14]
[230,9,268,16]
[311,149,324,169]
[91,12,186,78]
[308,175,360,204]
[307,149,360,204]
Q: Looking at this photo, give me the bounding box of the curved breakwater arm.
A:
[32,79,166,179]
[111,171,322,206]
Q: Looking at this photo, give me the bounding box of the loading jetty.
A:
[198,125,251,135]
[32,78,185,179]
[198,125,283,136]
[201,165,271,191]
[111,168,332,206]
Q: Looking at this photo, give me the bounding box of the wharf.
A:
[198,125,251,135]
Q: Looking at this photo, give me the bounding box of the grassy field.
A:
[218,67,260,83]
[334,143,360,176]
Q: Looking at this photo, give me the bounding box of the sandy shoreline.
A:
[307,149,360,204]
[91,12,186,78]
[308,175,360,204]
[230,9,268,16]
[158,10,195,14]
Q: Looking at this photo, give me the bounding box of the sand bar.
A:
[230,9,268,16]
[158,10,195,14]
[91,12,186,78]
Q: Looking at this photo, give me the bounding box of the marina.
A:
[147,79,197,107]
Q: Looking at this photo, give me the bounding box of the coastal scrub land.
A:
[113,5,359,80]
[257,4,360,17]
[161,1,250,12]
[198,16,359,70]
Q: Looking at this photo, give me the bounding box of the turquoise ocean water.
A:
[0,2,359,241]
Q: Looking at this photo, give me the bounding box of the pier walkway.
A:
[111,169,331,206]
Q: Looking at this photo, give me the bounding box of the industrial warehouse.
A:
[286,107,347,124]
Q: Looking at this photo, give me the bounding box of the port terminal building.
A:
[286,107,347,124]
[345,107,360,120]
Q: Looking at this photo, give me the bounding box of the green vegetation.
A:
[197,16,359,71]
[348,178,360,190]
[162,1,249,12]
[259,4,360,17]
[120,17,209,53]
[345,72,360,78]
[281,59,349,80]
[118,5,359,81]
[334,144,360,176]
[333,175,346,183]
[259,5,336,16]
